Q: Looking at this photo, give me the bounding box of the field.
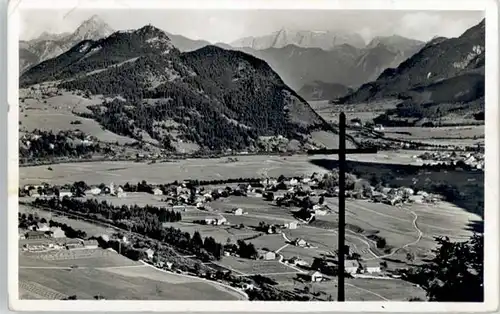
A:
[215,256,297,276]
[263,273,427,301]
[19,203,112,237]
[19,90,136,145]
[19,152,427,186]
[18,153,483,301]
[382,126,484,147]
[309,100,398,124]
[19,249,246,300]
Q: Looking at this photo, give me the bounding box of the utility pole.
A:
[307,112,377,301]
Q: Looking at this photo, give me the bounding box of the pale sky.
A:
[20,9,485,44]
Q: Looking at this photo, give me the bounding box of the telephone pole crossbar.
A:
[307,112,378,302]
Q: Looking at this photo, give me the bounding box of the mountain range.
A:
[19,16,425,99]
[19,15,114,73]
[230,28,367,50]
[339,19,485,121]
[21,25,333,153]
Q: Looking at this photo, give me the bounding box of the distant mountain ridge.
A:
[297,81,352,101]
[234,37,424,91]
[19,15,114,73]
[19,16,426,101]
[21,25,334,153]
[340,19,485,105]
[230,28,367,50]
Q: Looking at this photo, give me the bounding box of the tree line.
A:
[31,197,231,261]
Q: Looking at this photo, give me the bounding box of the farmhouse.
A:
[205,216,227,226]
[305,271,324,282]
[49,227,65,238]
[345,260,361,274]
[144,248,155,259]
[25,230,46,240]
[172,205,187,212]
[86,187,102,195]
[153,188,163,196]
[232,208,243,216]
[59,190,73,199]
[365,265,381,274]
[37,223,50,232]
[99,234,110,242]
[284,221,298,229]
[294,238,307,247]
[258,250,276,260]
[65,239,84,250]
[289,256,308,266]
[28,189,40,197]
[83,239,99,249]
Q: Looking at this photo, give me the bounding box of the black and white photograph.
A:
[7,0,499,311]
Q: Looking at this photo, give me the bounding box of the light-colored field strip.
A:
[139,261,248,300]
[19,280,68,300]
[345,282,389,301]
[275,243,289,254]
[20,265,146,270]
[209,262,248,276]
[235,271,302,277]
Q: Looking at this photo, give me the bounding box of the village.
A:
[415,151,485,170]
[19,167,449,289]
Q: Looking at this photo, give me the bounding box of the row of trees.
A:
[19,130,107,160]
[48,220,87,239]
[31,197,230,261]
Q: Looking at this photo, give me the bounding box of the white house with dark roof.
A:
[232,208,243,216]
[145,248,155,259]
[258,250,276,260]
[345,259,361,274]
[305,271,323,282]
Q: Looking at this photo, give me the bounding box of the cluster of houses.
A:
[20,233,99,253]
[21,181,127,199]
[370,186,440,206]
[416,151,485,170]
[301,259,383,283]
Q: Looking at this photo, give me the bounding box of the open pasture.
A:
[20,152,427,186]
[310,158,484,218]
[383,126,484,141]
[280,226,375,263]
[19,265,245,300]
[307,278,427,301]
[217,256,296,276]
[308,100,398,124]
[19,92,135,145]
[266,273,426,301]
[19,249,141,268]
[19,203,112,237]
[212,196,295,215]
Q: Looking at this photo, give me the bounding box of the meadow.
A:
[19,152,426,186]
[19,249,245,300]
[19,91,135,145]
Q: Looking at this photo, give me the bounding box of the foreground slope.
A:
[21,25,337,152]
